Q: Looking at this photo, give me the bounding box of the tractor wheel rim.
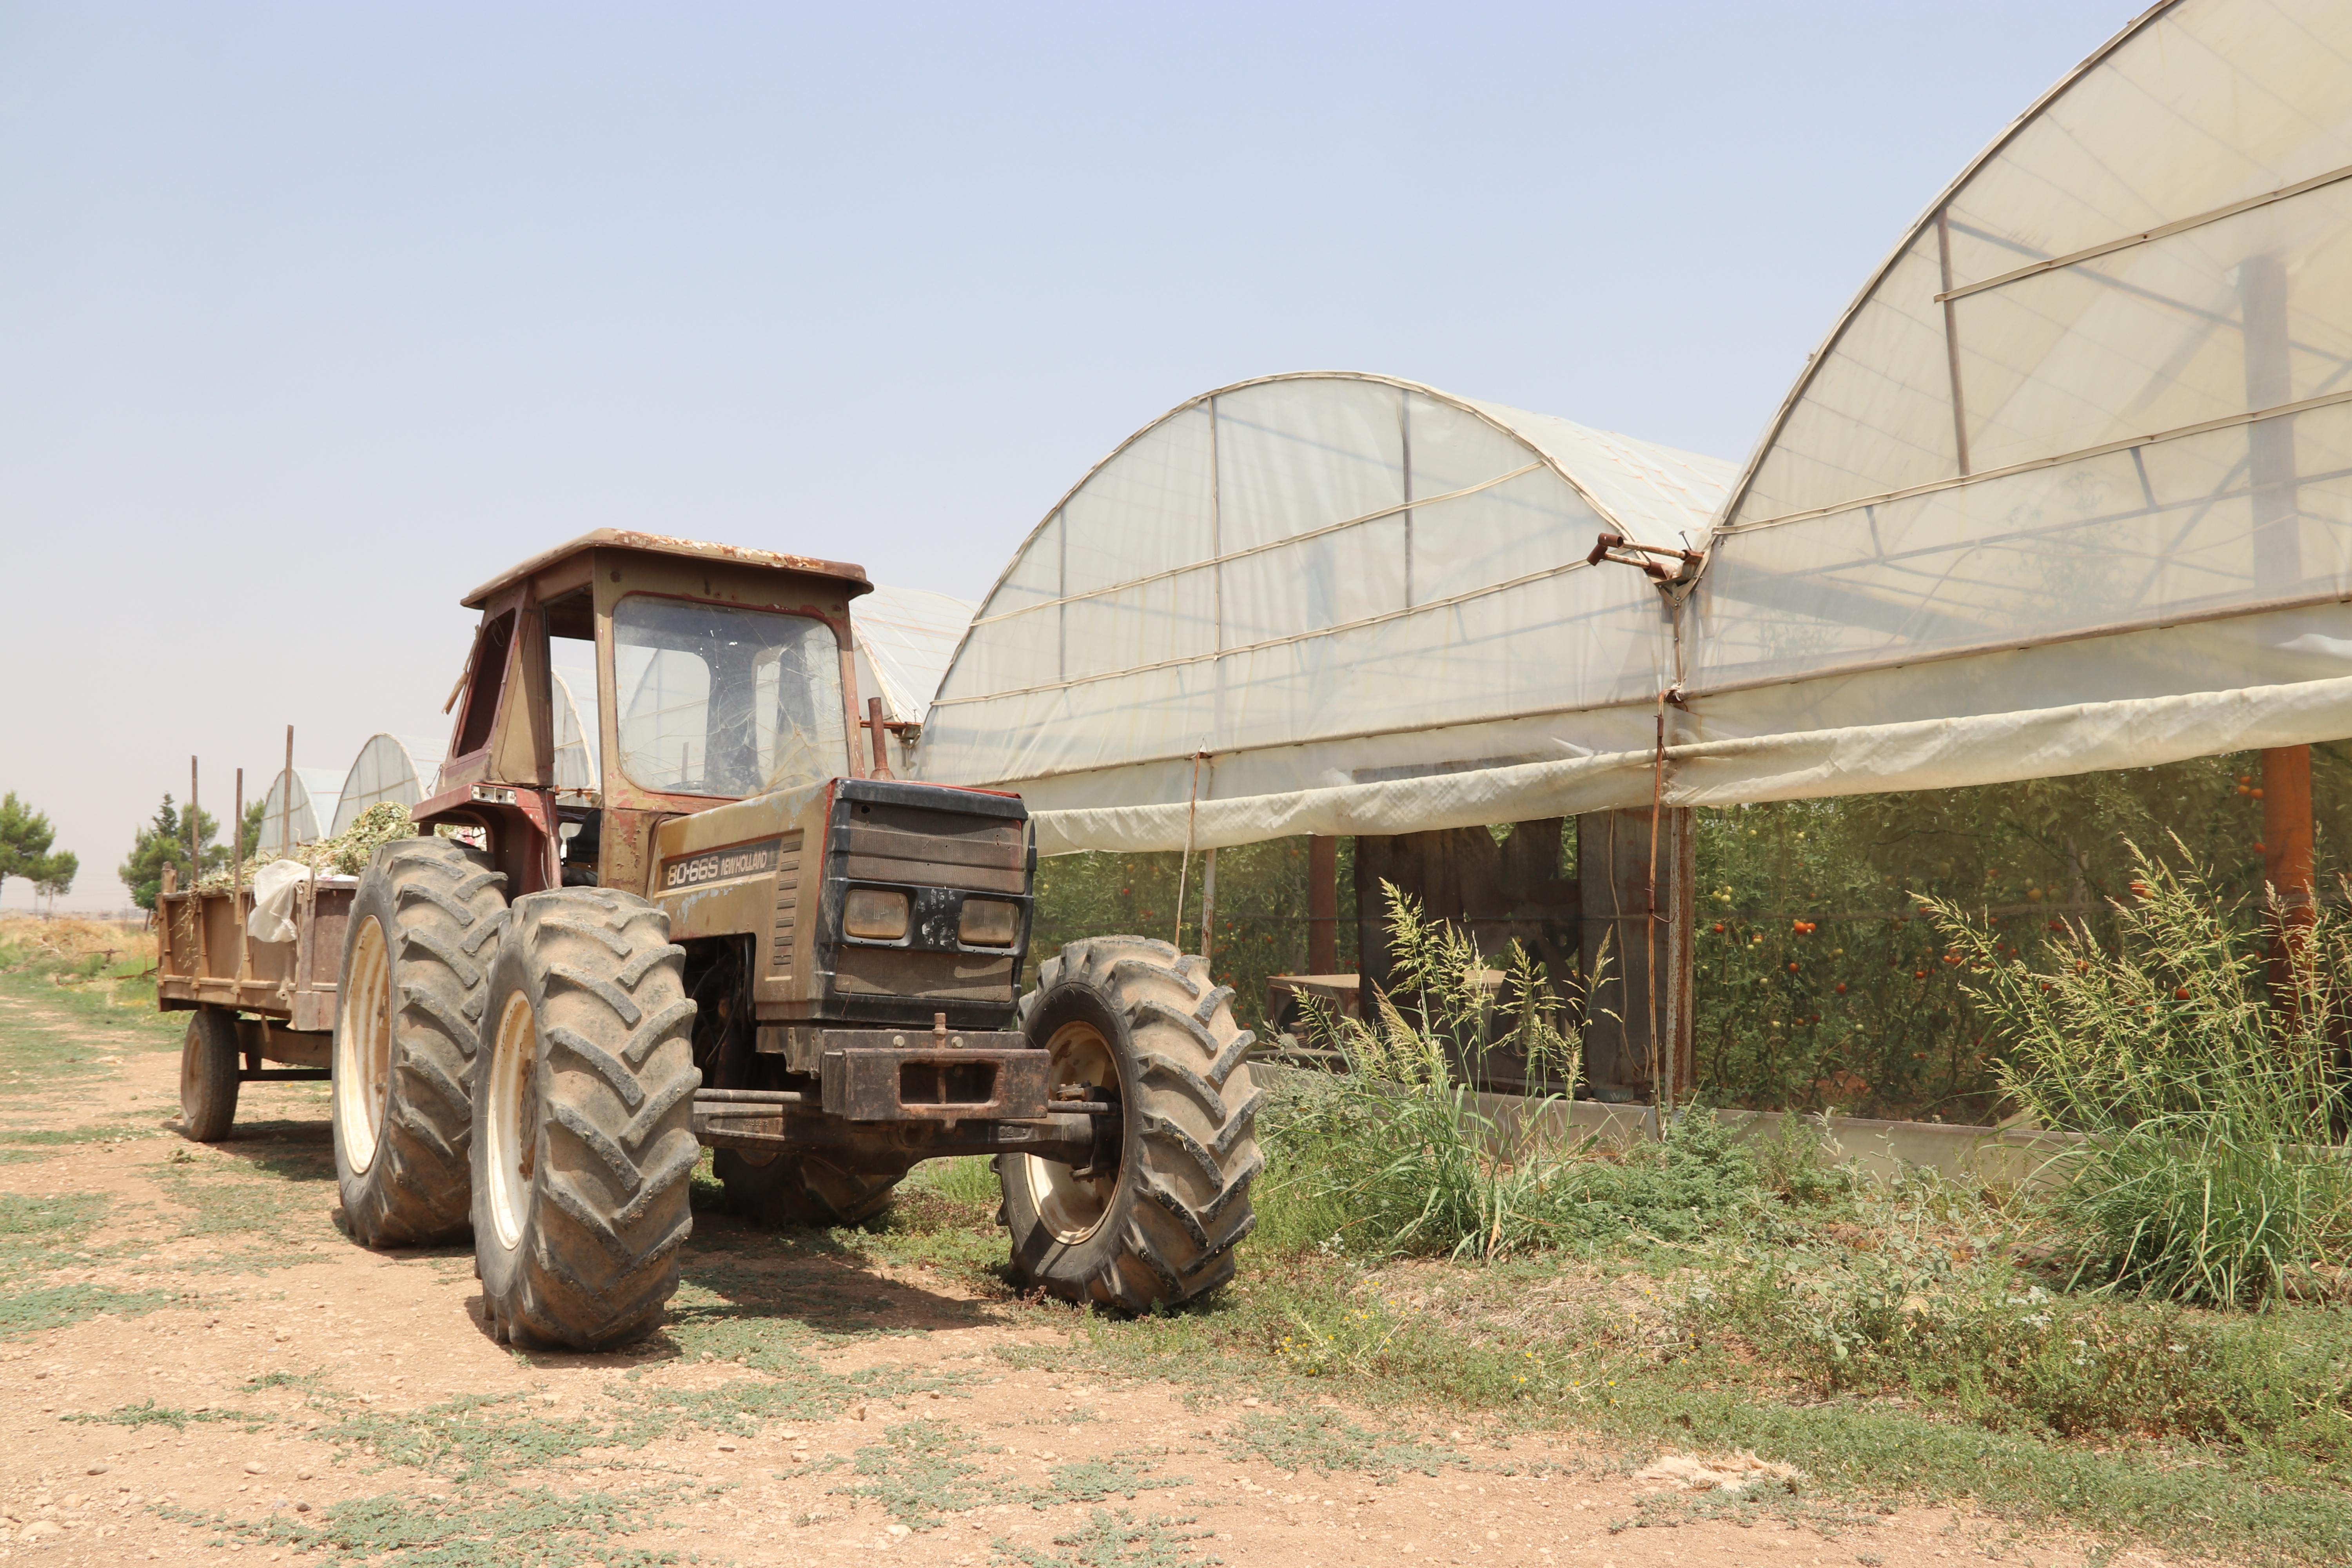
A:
[336,916,393,1174]
[486,991,538,1251]
[1023,1018,1120,1244]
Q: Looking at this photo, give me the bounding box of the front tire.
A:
[179,1006,240,1143]
[1000,937,1263,1311]
[332,838,507,1247]
[472,889,700,1351]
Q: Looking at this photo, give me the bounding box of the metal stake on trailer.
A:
[280,726,294,858]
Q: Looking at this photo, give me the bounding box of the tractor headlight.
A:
[958,898,1020,947]
[843,887,910,941]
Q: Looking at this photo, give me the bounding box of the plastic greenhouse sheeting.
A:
[551,670,596,789]
[1684,0,2352,802]
[919,372,1734,848]
[331,734,448,835]
[853,583,977,778]
[929,2,2352,853]
[257,767,343,854]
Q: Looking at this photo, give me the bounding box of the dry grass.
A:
[0,914,154,967]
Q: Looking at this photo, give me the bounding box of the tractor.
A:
[325,529,1261,1348]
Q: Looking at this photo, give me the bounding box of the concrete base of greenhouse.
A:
[1486,1094,2081,1185]
[1259,1065,2078,1185]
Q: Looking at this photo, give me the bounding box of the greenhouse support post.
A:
[1307,835,1339,973]
[1198,849,1216,971]
[2262,744,2315,1007]
[1173,750,1205,953]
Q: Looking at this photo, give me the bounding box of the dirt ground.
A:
[0,987,2166,1568]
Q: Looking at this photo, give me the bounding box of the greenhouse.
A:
[329,734,448,836]
[927,0,2352,845]
[918,0,2352,1110]
[919,370,1735,850]
[853,583,978,777]
[255,766,344,855]
[1686,0,2352,806]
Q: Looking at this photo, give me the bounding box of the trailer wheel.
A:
[716,1148,900,1228]
[1000,937,1263,1312]
[178,1006,241,1143]
[472,889,700,1351]
[332,838,508,1248]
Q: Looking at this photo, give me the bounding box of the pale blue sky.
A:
[1,1,2132,906]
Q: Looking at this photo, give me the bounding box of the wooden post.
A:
[1578,807,1694,1104]
[1198,848,1217,973]
[2262,744,2316,1006]
[189,756,208,980]
[1307,835,1338,973]
[280,726,295,856]
[233,768,249,984]
[2241,254,2313,1017]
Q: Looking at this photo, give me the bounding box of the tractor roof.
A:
[462,528,873,609]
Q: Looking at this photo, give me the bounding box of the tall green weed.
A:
[1265,886,1765,1259]
[1927,841,2352,1305]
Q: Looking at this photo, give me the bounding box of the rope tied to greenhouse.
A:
[1173,748,1209,952]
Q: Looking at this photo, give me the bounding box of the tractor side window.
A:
[612,595,847,798]
[453,611,516,757]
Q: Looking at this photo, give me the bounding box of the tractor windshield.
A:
[613,595,849,799]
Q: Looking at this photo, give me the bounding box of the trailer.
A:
[155,867,347,1139]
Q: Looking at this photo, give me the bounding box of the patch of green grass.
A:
[1612,1483,1872,1539]
[0,946,183,1085]
[1693,1241,2352,1458]
[160,1481,685,1567]
[314,1390,669,1479]
[148,1142,338,1270]
[634,1361,965,1429]
[830,1419,1191,1533]
[1038,1454,1187,1504]
[0,1114,176,1162]
[0,1281,179,1336]
[1035,1243,2352,1564]
[62,1398,265,1432]
[833,1417,1010,1529]
[992,1506,1220,1567]
[0,1190,178,1335]
[1216,1403,1456,1479]
[861,1158,1016,1278]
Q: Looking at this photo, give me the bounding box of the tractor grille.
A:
[768,830,804,976]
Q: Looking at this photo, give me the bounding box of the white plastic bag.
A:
[249,859,313,944]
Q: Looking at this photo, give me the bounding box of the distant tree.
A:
[242,800,265,861]
[33,852,78,913]
[119,794,228,911]
[0,793,74,908]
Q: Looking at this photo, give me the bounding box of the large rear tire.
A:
[332,838,508,1247]
[472,889,700,1351]
[716,1147,900,1228]
[179,1006,241,1143]
[1000,937,1263,1312]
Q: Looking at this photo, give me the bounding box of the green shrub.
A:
[1694,1245,2352,1459]
[1926,841,2352,1305]
[1263,887,1767,1258]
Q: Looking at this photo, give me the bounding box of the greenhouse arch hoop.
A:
[918,370,1736,853]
